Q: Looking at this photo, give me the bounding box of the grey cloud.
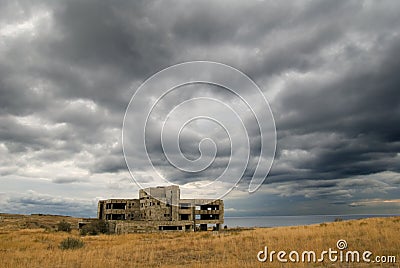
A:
[4,190,97,217]
[1,0,400,216]
[91,154,126,174]
[52,177,81,184]
[270,37,400,185]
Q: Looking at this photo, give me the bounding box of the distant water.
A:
[224,214,400,228]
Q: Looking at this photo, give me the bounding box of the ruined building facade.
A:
[97,185,224,233]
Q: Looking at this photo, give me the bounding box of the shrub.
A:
[334,217,343,222]
[57,220,71,232]
[81,224,97,235]
[80,220,109,236]
[59,237,84,250]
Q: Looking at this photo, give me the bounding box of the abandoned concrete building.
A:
[97,185,224,233]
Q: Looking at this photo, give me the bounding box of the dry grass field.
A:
[0,214,399,267]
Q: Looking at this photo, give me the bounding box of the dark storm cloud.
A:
[1,0,400,216]
[271,37,400,184]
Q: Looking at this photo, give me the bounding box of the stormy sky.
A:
[1,0,399,217]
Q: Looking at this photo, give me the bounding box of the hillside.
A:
[0,214,399,267]
[0,213,82,231]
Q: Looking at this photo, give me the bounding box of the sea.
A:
[224,214,400,228]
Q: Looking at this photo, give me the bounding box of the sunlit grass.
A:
[0,216,399,267]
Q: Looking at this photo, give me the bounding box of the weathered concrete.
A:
[97,185,224,233]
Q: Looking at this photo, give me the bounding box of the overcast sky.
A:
[1,0,399,217]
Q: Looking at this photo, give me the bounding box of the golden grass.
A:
[0,213,79,231]
[0,215,399,267]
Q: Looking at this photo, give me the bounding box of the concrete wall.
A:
[97,186,224,233]
[98,199,140,221]
[115,220,195,234]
